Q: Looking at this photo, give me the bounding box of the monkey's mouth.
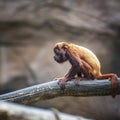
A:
[54,55,63,63]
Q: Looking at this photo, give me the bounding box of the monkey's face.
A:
[53,42,68,63]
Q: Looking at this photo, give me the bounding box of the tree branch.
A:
[0,102,91,120]
[0,78,120,104]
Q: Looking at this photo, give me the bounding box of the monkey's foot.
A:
[74,77,81,86]
[74,77,87,86]
[73,78,79,86]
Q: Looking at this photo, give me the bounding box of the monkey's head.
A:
[53,42,69,63]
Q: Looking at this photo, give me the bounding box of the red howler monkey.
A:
[53,42,118,98]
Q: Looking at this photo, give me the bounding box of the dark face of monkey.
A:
[53,45,68,63]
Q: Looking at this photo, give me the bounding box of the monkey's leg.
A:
[96,74,118,98]
[74,61,94,86]
[65,59,92,82]
[81,60,94,78]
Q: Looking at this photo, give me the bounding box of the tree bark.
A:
[0,79,120,104]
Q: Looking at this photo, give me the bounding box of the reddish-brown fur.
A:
[53,42,118,98]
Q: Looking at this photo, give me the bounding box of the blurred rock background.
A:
[0,0,120,120]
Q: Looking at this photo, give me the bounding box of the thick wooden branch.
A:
[0,78,120,104]
[0,102,91,120]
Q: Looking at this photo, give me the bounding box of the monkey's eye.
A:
[62,45,68,50]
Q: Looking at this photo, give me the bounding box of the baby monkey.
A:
[53,42,118,98]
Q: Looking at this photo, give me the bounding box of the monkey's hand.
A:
[57,77,69,90]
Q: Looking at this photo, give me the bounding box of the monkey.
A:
[53,42,118,98]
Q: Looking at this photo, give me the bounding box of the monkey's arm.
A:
[65,66,77,79]
[60,56,93,85]
[67,50,93,79]
[60,66,79,85]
